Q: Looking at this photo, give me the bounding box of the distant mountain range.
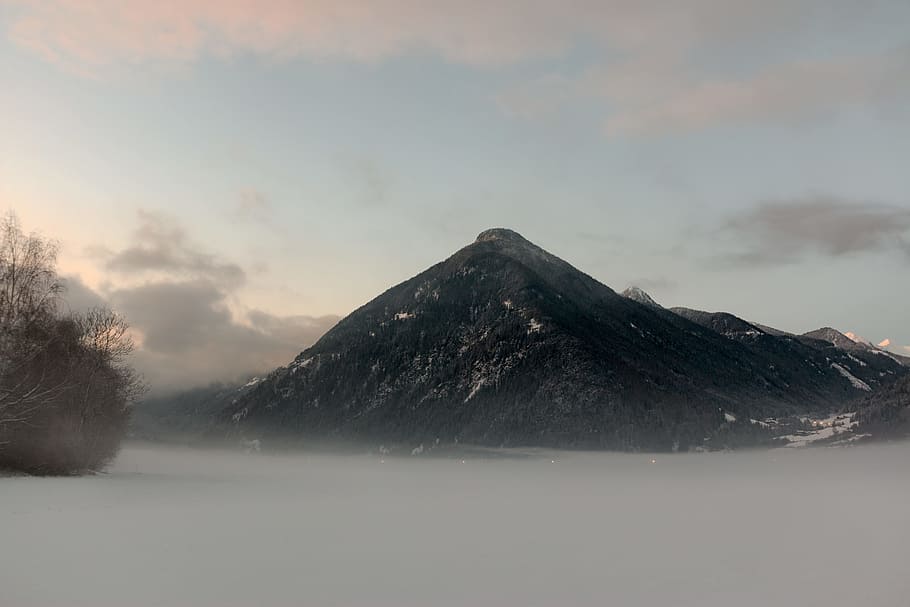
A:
[134,228,908,451]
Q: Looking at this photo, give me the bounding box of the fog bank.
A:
[2,444,909,606]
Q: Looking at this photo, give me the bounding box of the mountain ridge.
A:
[195,230,907,450]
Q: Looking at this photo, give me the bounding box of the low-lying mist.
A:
[3,443,908,606]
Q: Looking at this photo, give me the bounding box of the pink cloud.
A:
[4,1,908,135]
[1,1,835,71]
[878,338,891,348]
[2,0,598,70]
[603,50,910,135]
[495,13,910,135]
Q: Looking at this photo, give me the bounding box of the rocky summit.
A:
[209,229,907,451]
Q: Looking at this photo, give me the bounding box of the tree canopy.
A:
[0,213,144,474]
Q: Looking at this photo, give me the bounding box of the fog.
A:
[3,444,909,607]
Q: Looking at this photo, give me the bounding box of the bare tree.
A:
[0,212,61,326]
[0,212,66,431]
[0,212,145,474]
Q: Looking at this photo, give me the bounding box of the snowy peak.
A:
[621,286,662,309]
[844,332,877,348]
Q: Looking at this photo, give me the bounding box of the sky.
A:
[1,1,909,392]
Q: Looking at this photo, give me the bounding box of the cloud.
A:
[1,1,890,71]
[58,274,108,314]
[107,280,338,393]
[497,45,910,135]
[719,197,910,266]
[878,338,891,348]
[247,309,338,349]
[603,49,910,135]
[71,211,340,393]
[109,280,232,353]
[2,0,605,69]
[6,1,908,134]
[105,210,245,289]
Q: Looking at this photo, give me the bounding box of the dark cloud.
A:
[58,274,108,314]
[79,211,340,393]
[109,280,230,354]
[107,280,339,394]
[106,210,246,289]
[720,197,910,266]
[247,310,339,351]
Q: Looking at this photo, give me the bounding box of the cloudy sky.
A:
[2,1,909,392]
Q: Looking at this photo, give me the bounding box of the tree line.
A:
[0,213,144,474]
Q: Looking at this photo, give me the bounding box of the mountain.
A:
[620,286,662,309]
[801,326,910,367]
[802,327,872,351]
[664,305,906,397]
[205,229,906,451]
[670,307,763,337]
[853,375,910,439]
[750,322,792,337]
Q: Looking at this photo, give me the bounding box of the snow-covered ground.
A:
[2,443,909,607]
[779,412,860,447]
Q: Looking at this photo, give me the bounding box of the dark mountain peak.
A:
[808,327,843,338]
[458,228,607,300]
[470,228,555,266]
[803,327,870,351]
[671,307,763,337]
[475,228,529,244]
[621,286,661,309]
[750,322,792,337]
